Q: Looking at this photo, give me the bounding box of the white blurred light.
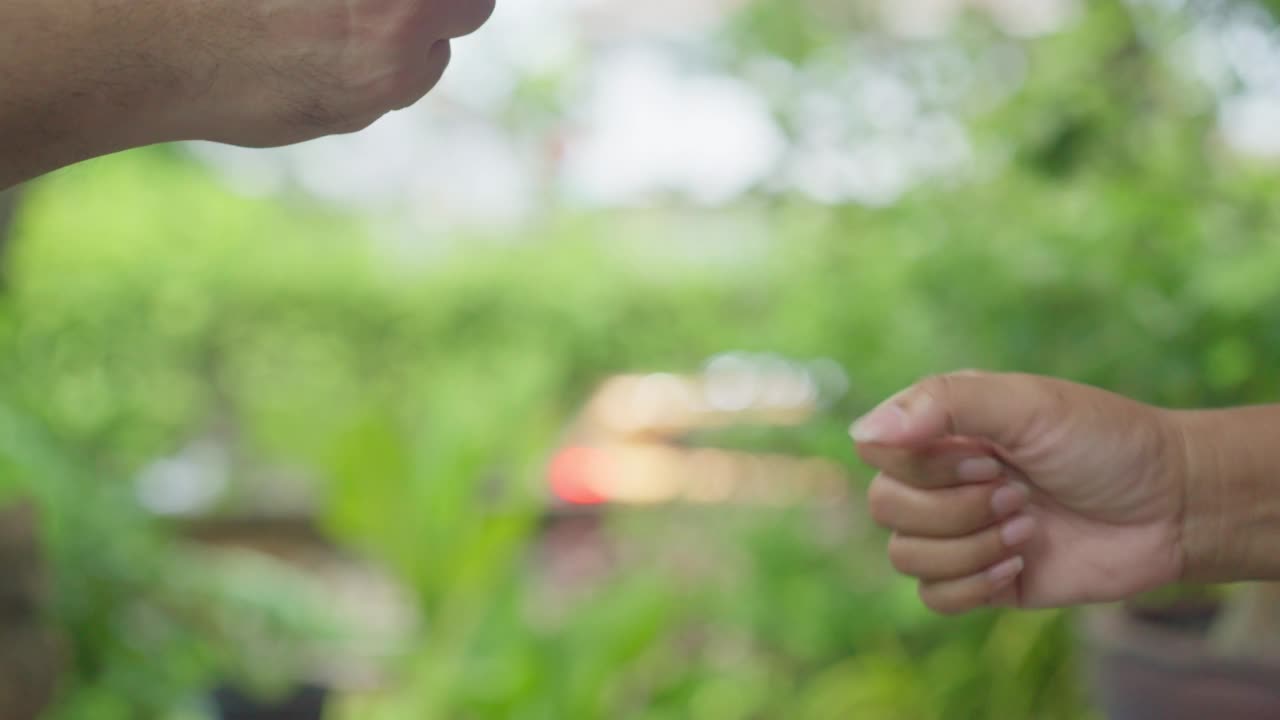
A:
[135,441,229,516]
[1220,14,1280,93]
[791,138,915,207]
[912,114,975,174]
[859,71,921,131]
[783,59,975,206]
[436,28,521,112]
[1158,5,1280,162]
[561,47,787,206]
[627,373,697,430]
[292,111,428,207]
[405,122,536,230]
[1178,24,1234,96]
[882,0,1078,38]
[755,356,816,409]
[574,0,749,37]
[881,0,961,38]
[1221,94,1280,158]
[981,0,1080,37]
[186,144,288,197]
[703,353,761,412]
[807,358,850,405]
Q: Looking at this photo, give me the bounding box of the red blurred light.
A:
[548,447,609,505]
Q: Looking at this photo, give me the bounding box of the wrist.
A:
[1168,407,1230,583]
[1168,406,1280,583]
[0,0,195,186]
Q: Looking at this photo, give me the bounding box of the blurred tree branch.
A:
[0,191,53,719]
[0,186,19,282]
[0,503,61,720]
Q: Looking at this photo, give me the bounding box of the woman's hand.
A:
[853,372,1191,614]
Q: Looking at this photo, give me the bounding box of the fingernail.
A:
[1001,516,1036,547]
[988,556,1024,584]
[850,402,910,443]
[990,483,1030,516]
[957,456,1001,482]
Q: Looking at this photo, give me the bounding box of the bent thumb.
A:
[851,371,1048,449]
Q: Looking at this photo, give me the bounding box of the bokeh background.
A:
[6,0,1280,717]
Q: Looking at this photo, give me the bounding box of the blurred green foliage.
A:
[5,146,1096,719]
[5,0,1280,718]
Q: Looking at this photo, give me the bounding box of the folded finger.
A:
[888,515,1037,581]
[857,436,1006,490]
[867,473,1029,537]
[918,557,1025,615]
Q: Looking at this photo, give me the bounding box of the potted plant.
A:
[1082,567,1280,716]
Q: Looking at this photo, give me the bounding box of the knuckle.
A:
[467,0,498,32]
[984,525,1011,558]
[388,83,428,111]
[866,478,896,527]
[1000,371,1053,406]
[886,536,916,574]
[918,585,960,615]
[919,577,991,616]
[964,542,1005,576]
[330,112,382,136]
[915,373,950,397]
[915,372,958,414]
[924,371,967,401]
[932,488,980,535]
[387,41,451,109]
[916,370,994,436]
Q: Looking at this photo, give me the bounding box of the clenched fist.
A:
[853,371,1280,615]
[0,0,495,187]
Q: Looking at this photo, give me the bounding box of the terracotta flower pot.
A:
[1083,603,1280,720]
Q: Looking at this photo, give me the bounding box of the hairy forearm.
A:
[0,0,196,189]
[1174,405,1280,583]
[1,0,491,189]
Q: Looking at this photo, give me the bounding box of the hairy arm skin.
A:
[0,0,191,188]
[0,0,494,189]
